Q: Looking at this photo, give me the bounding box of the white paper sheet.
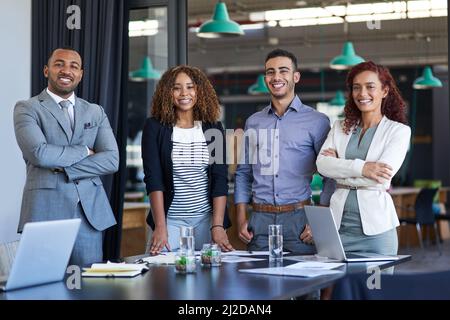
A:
[284,255,341,263]
[238,267,344,278]
[221,255,266,263]
[222,250,289,256]
[285,261,345,270]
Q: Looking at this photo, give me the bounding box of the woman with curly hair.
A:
[316,61,411,255]
[141,65,233,254]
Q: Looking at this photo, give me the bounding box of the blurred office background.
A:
[1,0,448,259]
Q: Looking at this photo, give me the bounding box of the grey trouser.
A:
[69,203,103,268]
[247,208,316,254]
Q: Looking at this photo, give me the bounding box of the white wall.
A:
[0,0,31,243]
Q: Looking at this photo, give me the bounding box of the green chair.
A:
[414,180,441,201]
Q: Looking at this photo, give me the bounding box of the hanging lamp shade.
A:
[329,90,346,106]
[248,74,269,95]
[413,66,443,89]
[330,41,365,70]
[197,1,244,38]
[129,57,161,80]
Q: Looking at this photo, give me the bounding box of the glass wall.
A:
[126,7,168,196]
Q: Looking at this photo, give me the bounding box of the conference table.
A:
[0,254,410,300]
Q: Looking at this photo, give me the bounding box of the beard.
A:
[48,77,79,96]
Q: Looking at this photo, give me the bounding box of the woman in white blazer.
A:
[316,61,411,255]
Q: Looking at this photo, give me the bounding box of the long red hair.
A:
[343,61,407,134]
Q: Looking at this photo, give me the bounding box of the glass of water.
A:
[268,224,283,262]
[179,226,195,254]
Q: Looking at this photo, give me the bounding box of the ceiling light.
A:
[330,42,365,70]
[413,66,443,89]
[129,57,161,81]
[197,1,244,38]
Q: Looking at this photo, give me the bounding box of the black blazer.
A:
[141,117,231,229]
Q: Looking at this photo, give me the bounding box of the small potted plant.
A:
[201,244,221,267]
[175,250,196,274]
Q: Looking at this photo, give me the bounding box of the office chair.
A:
[434,204,450,242]
[435,209,450,222]
[332,270,450,300]
[0,241,19,277]
[398,188,441,255]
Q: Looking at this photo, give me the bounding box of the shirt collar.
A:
[267,95,303,114]
[46,88,76,106]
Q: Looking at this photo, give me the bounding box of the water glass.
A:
[179,226,195,254]
[268,224,283,262]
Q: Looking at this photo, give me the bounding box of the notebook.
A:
[82,262,149,278]
[0,219,80,291]
[304,206,403,262]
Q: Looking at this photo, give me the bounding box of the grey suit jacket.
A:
[14,89,119,232]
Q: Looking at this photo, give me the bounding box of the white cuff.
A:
[352,159,366,176]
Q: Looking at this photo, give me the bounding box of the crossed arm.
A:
[316,123,411,187]
[13,101,119,180]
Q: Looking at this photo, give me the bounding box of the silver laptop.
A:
[304,206,401,262]
[0,219,80,291]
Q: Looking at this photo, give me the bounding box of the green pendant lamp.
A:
[197,1,244,38]
[329,90,346,106]
[129,57,161,81]
[330,41,365,70]
[413,66,443,89]
[248,74,269,95]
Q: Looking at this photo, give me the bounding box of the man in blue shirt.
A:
[234,48,335,253]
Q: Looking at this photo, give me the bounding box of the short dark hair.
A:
[47,46,81,65]
[265,49,298,71]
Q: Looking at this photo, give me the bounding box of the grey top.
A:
[343,125,379,212]
[234,95,335,206]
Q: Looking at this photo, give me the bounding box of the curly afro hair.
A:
[150,65,221,125]
[343,61,407,134]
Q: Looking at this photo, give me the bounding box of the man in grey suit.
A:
[13,47,119,267]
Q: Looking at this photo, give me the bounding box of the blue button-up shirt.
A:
[234,95,335,206]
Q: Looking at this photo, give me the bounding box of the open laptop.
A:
[304,206,401,262]
[0,219,80,291]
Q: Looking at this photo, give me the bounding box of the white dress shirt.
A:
[46,88,89,156]
[46,88,75,124]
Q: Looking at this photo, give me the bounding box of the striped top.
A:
[167,121,212,218]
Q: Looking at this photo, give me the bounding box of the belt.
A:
[336,183,386,191]
[252,199,311,213]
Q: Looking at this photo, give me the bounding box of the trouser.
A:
[146,214,212,252]
[247,208,316,254]
[69,203,103,268]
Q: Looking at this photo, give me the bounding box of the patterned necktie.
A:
[59,100,74,134]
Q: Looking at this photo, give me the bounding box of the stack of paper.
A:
[138,251,203,265]
[222,250,289,257]
[221,255,265,263]
[82,261,149,278]
[140,252,177,265]
[239,261,345,278]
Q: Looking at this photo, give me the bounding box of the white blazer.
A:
[316,116,411,235]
